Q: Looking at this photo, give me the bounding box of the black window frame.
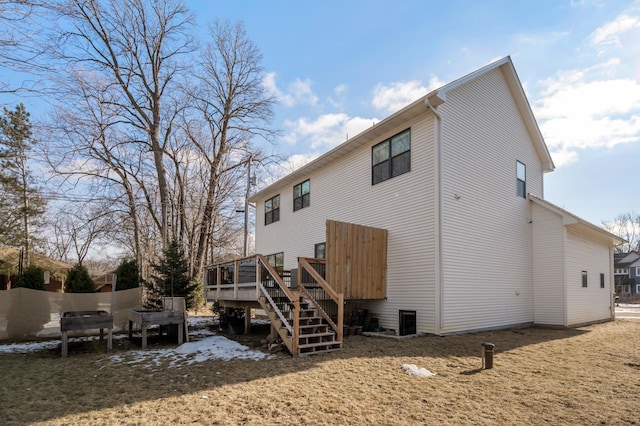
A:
[264,194,280,225]
[600,273,605,289]
[372,128,411,185]
[293,179,310,212]
[516,160,526,198]
[582,270,588,288]
[314,242,326,259]
[266,252,284,270]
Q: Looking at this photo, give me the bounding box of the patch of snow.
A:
[107,335,271,368]
[0,340,60,354]
[616,303,640,312]
[187,316,215,329]
[0,315,272,366]
[401,363,437,377]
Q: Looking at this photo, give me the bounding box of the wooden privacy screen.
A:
[325,220,388,300]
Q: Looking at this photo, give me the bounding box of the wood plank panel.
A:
[326,220,388,299]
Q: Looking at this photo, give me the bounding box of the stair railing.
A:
[298,257,344,342]
[256,254,299,355]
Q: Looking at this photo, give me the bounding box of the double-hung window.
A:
[265,195,280,225]
[516,161,526,198]
[293,179,310,211]
[372,128,411,185]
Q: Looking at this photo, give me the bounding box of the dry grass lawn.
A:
[1,319,639,425]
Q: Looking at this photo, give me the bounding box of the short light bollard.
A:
[481,342,495,369]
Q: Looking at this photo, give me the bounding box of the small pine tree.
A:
[16,265,45,290]
[149,240,199,309]
[64,263,96,293]
[115,259,141,290]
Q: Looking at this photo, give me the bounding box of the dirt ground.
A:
[1,318,639,425]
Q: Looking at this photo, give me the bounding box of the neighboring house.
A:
[243,56,623,336]
[94,273,115,293]
[0,246,73,292]
[614,252,640,297]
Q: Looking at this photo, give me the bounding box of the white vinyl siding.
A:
[531,202,566,326]
[254,114,438,333]
[439,68,541,333]
[565,228,613,325]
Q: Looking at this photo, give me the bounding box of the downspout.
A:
[609,246,615,321]
[426,96,444,334]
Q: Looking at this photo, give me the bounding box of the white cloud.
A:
[283,113,376,150]
[372,80,428,113]
[334,84,347,95]
[371,77,445,113]
[590,13,640,47]
[534,60,640,166]
[288,78,318,106]
[263,72,318,107]
[282,153,318,173]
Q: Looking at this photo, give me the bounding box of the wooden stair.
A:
[259,295,342,356]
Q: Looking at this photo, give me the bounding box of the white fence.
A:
[0,287,142,340]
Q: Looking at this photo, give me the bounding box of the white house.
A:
[244,56,623,337]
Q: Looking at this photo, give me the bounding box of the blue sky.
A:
[187,0,640,226]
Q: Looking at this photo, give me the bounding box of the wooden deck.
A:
[204,255,343,356]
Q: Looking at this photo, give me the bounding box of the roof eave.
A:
[529,195,625,246]
[249,91,436,202]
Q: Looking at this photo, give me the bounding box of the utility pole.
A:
[243,156,253,257]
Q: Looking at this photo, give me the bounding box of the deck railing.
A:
[298,257,344,342]
[204,256,259,301]
[256,254,299,354]
[204,254,344,354]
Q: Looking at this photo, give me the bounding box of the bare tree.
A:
[51,0,195,249]
[0,1,46,94]
[43,68,152,271]
[603,212,640,253]
[47,201,115,263]
[35,6,278,280]
[186,20,276,277]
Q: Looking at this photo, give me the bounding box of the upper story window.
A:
[265,195,280,225]
[615,268,629,275]
[600,273,605,288]
[293,179,310,211]
[516,161,526,198]
[636,267,640,276]
[582,270,588,288]
[372,128,411,185]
